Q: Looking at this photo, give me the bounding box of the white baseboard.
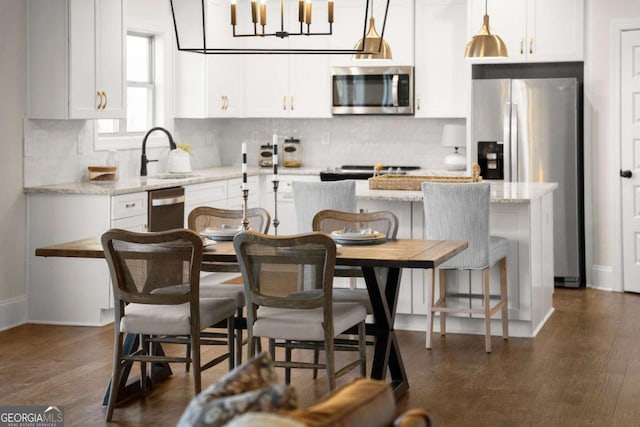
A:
[591,265,615,291]
[0,296,27,332]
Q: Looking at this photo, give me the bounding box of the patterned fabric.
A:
[201,352,278,400]
[177,352,298,427]
[177,385,298,427]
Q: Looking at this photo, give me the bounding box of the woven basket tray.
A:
[368,173,482,191]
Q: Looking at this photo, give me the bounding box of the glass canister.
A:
[259,143,273,167]
[283,138,302,168]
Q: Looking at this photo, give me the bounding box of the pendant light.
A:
[464,0,508,58]
[353,0,392,60]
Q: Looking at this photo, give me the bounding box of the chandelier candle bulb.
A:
[305,0,312,25]
[251,0,258,24]
[230,0,237,26]
[260,0,267,26]
[328,0,334,23]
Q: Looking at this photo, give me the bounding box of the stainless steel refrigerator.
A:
[471,78,583,287]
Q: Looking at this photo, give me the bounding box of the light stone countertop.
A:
[24,165,557,203]
[356,181,558,204]
[23,166,322,196]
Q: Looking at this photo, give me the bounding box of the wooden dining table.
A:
[36,235,467,401]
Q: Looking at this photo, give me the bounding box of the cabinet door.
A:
[205,0,245,117]
[244,55,290,117]
[467,0,527,64]
[69,0,100,119]
[288,54,331,118]
[68,0,125,119]
[526,0,584,62]
[96,0,125,118]
[415,0,469,118]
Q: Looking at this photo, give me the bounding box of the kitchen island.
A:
[26,170,556,338]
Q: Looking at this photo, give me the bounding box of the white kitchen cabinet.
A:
[28,0,125,119]
[467,0,584,63]
[227,176,261,210]
[414,0,469,118]
[174,0,245,118]
[27,191,147,326]
[184,180,228,220]
[243,48,331,118]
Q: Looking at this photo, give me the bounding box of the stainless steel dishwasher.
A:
[147,187,185,231]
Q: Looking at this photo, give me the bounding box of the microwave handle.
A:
[392,74,399,107]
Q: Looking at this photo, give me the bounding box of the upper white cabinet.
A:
[174,0,245,118]
[414,0,469,118]
[242,1,332,118]
[28,0,125,119]
[467,0,584,63]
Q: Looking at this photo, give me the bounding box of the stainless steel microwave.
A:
[331,66,414,115]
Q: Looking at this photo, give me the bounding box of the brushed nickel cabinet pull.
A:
[125,202,136,208]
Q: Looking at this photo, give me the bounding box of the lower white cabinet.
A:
[27,192,147,326]
[260,174,320,236]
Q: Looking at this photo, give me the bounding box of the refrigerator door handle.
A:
[511,103,519,181]
[503,102,511,181]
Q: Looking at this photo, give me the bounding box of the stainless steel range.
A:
[320,165,420,181]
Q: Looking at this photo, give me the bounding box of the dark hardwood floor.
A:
[2,288,640,426]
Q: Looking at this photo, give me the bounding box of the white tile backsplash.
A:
[24,117,465,186]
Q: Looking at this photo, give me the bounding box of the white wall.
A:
[0,0,27,329]
[585,0,640,289]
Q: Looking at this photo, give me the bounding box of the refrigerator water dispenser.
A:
[477,141,504,180]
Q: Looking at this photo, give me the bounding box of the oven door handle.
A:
[151,195,185,207]
[392,74,399,107]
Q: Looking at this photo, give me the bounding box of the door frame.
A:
[612,21,640,293]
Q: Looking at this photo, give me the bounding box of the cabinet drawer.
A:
[185,180,227,210]
[111,214,148,232]
[112,192,147,220]
[227,176,259,197]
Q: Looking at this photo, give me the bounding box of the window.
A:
[97,33,155,135]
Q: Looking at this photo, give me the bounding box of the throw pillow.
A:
[203,351,278,401]
[177,384,298,427]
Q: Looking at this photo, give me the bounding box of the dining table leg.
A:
[362,266,409,400]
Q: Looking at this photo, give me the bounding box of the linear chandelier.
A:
[170,0,390,54]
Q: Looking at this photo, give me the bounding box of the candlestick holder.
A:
[241,187,250,231]
[272,179,280,235]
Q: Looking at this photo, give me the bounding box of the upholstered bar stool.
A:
[421,182,509,353]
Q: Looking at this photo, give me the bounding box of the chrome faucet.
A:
[140,126,177,176]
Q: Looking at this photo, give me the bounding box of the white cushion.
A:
[120,297,236,335]
[252,302,366,341]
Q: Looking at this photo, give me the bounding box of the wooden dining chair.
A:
[101,228,236,421]
[421,182,509,353]
[187,206,271,367]
[234,230,367,392]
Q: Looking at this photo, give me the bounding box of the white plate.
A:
[200,225,243,241]
[330,229,387,245]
